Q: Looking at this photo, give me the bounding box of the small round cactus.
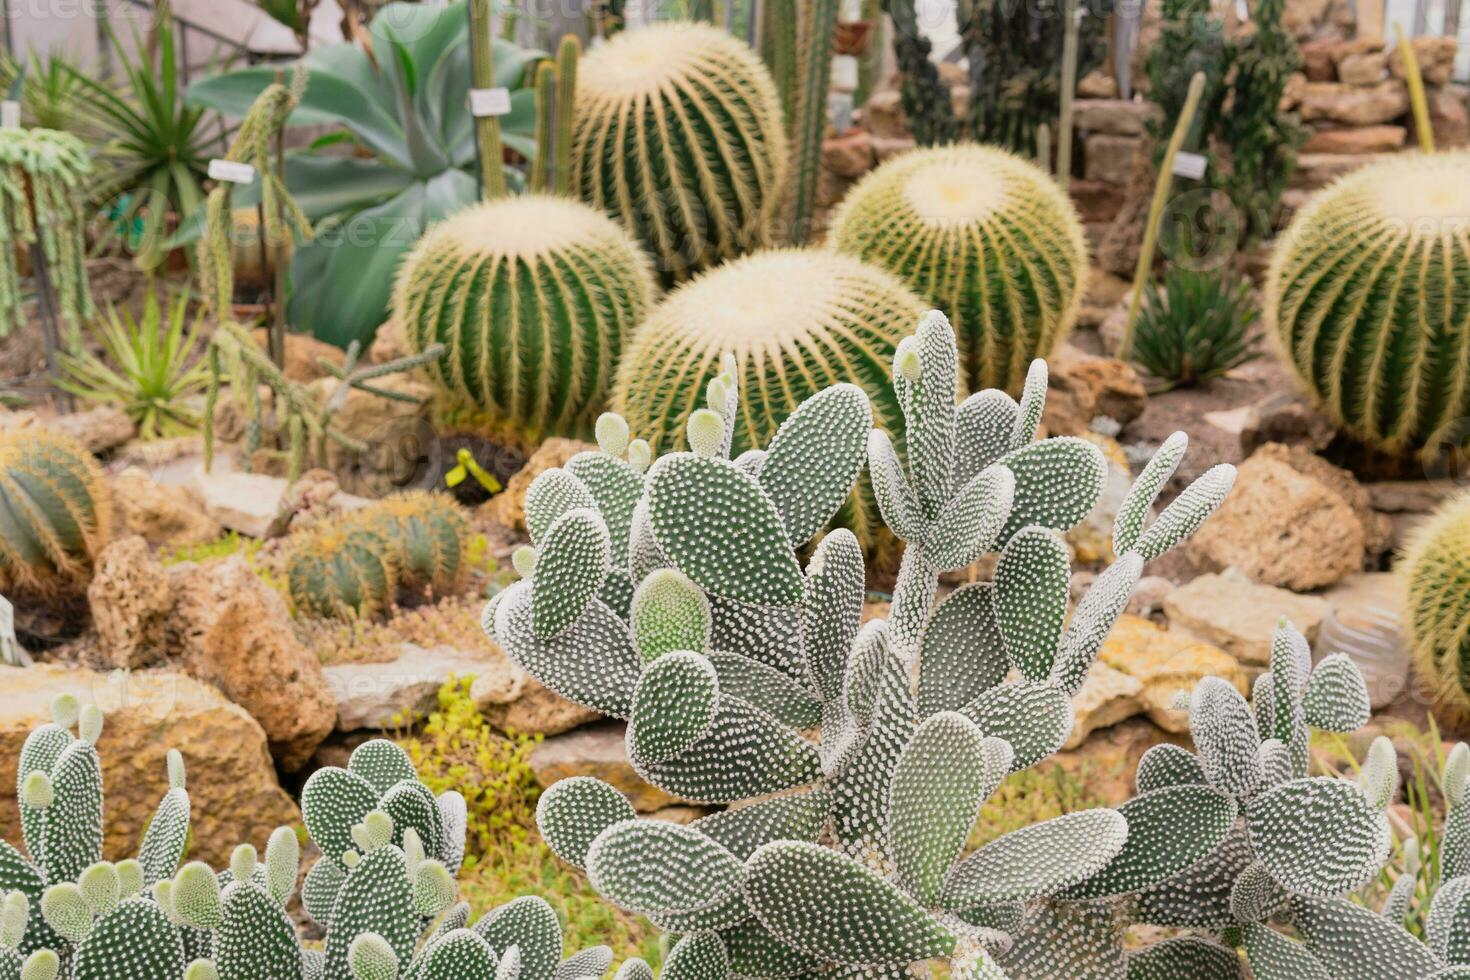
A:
[357,492,469,601]
[286,518,397,621]
[0,428,113,597]
[1266,151,1470,456]
[394,194,656,442]
[1402,493,1470,725]
[830,143,1089,393]
[572,22,788,282]
[611,249,927,545]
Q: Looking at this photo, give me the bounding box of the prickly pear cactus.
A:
[495,308,1288,978]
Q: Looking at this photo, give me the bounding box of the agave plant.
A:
[56,289,211,440]
[185,1,544,348]
[1132,265,1260,391]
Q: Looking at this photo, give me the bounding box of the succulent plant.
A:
[0,893,59,980]
[829,144,1089,394]
[1132,265,1261,391]
[611,248,927,548]
[571,22,788,282]
[0,127,93,340]
[1402,493,1470,726]
[1265,151,1470,456]
[356,492,470,602]
[492,308,1278,977]
[0,428,114,598]
[286,517,398,621]
[394,194,656,442]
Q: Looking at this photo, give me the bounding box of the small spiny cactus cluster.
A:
[285,492,469,621]
[1401,493,1470,726]
[830,144,1089,394]
[571,22,788,282]
[394,194,656,442]
[1266,151,1470,457]
[493,309,1390,977]
[0,428,113,598]
[611,248,928,549]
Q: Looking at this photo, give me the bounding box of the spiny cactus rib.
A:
[1402,494,1470,726]
[395,195,655,441]
[357,493,470,602]
[535,777,636,870]
[584,821,747,932]
[742,841,955,966]
[286,518,396,621]
[1246,778,1390,896]
[831,145,1088,394]
[572,23,787,282]
[0,428,114,597]
[1265,151,1470,455]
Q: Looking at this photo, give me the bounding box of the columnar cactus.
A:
[571,22,788,282]
[0,428,113,597]
[829,144,1089,393]
[611,249,928,548]
[1265,151,1470,456]
[491,308,1278,977]
[394,194,656,441]
[1402,493,1470,725]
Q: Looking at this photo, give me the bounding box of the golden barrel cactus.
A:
[572,22,788,282]
[394,194,656,442]
[830,143,1088,393]
[0,428,112,597]
[1266,151,1470,456]
[1403,493,1470,725]
[611,248,927,545]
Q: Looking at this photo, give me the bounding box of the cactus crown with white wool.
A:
[482,308,1428,977]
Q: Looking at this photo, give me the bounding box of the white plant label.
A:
[209,159,258,185]
[0,595,16,666]
[1172,151,1208,180]
[0,102,20,130]
[469,87,512,118]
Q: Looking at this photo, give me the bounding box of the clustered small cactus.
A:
[285,491,469,621]
[0,428,113,598]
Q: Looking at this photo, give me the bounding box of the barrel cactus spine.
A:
[611,248,928,549]
[830,143,1089,393]
[285,516,397,622]
[394,194,656,444]
[571,22,788,282]
[357,492,470,602]
[1265,150,1470,456]
[1402,492,1470,725]
[0,428,113,597]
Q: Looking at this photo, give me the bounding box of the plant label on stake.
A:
[1172,152,1208,180]
[469,87,512,118]
[208,159,258,185]
[0,102,19,130]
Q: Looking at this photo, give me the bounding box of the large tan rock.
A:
[822,130,875,179]
[1064,661,1143,749]
[111,467,222,549]
[169,556,335,770]
[191,465,288,538]
[1163,572,1330,665]
[1187,453,1365,590]
[1072,99,1161,136]
[251,329,345,383]
[0,665,299,870]
[325,644,491,732]
[1252,442,1391,561]
[0,406,136,455]
[1099,615,1245,733]
[1084,133,1141,184]
[481,438,597,534]
[1042,346,1148,437]
[1389,37,1459,87]
[1427,85,1470,148]
[1301,124,1405,153]
[306,374,437,498]
[1298,80,1409,125]
[88,537,172,669]
[861,89,908,139]
[529,721,685,812]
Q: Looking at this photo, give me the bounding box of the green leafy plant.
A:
[187,1,544,348]
[64,10,216,268]
[0,49,101,135]
[57,290,212,440]
[1132,265,1260,390]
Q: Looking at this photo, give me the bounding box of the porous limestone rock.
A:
[1099,614,1246,733]
[1163,571,1330,665]
[87,536,171,669]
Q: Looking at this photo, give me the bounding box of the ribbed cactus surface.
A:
[0,428,112,597]
[357,492,469,602]
[611,249,927,547]
[830,144,1089,394]
[286,519,397,622]
[395,194,655,442]
[1403,493,1470,725]
[572,22,788,282]
[1266,151,1470,456]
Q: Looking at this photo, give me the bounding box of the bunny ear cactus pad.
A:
[0,427,114,598]
[830,144,1089,394]
[394,194,655,442]
[571,22,787,283]
[612,249,926,550]
[1402,494,1470,726]
[1265,151,1470,456]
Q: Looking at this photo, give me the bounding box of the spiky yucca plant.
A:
[395,194,656,442]
[1266,151,1470,456]
[0,428,113,598]
[487,310,1405,977]
[611,248,927,548]
[830,144,1089,393]
[1402,493,1470,727]
[285,517,397,622]
[572,22,788,282]
[356,492,470,602]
